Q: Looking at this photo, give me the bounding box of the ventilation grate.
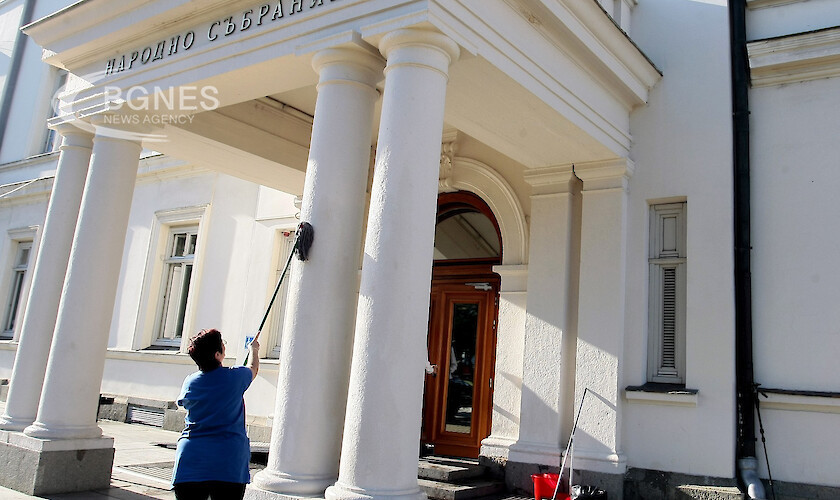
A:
[127,405,165,427]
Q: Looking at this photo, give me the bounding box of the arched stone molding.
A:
[440,156,528,266]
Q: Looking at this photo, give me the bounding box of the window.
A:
[153,227,198,346]
[265,230,296,358]
[43,71,68,154]
[2,241,32,339]
[648,202,687,384]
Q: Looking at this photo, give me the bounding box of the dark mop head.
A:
[295,221,314,261]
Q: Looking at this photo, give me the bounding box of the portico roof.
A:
[25,0,661,193]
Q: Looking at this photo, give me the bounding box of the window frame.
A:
[152,226,198,347]
[647,202,687,385]
[264,228,297,359]
[0,226,40,341]
[134,205,208,351]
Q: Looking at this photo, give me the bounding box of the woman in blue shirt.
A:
[172,328,260,500]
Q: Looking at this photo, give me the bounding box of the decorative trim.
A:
[625,384,698,407]
[493,264,528,292]
[575,157,635,191]
[523,164,579,196]
[748,26,840,87]
[132,204,210,351]
[566,448,627,474]
[439,130,459,193]
[0,151,59,174]
[480,435,517,460]
[508,440,563,467]
[747,0,809,10]
[443,156,529,265]
[757,388,840,414]
[6,226,39,241]
[0,178,54,206]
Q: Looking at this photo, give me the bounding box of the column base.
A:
[245,484,324,500]
[0,414,33,432]
[508,440,562,467]
[23,420,103,439]
[325,481,426,500]
[0,430,114,495]
[480,435,516,461]
[251,468,335,497]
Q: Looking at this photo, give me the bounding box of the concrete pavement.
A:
[1,400,179,499]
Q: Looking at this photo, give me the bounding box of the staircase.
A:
[418,456,507,500]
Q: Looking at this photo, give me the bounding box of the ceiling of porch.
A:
[25,0,660,194]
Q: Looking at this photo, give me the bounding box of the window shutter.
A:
[659,266,678,376]
[648,202,686,384]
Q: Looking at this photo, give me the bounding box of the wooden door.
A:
[422,277,499,458]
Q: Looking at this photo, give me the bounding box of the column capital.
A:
[492,264,528,292]
[379,29,460,78]
[524,164,582,196]
[48,116,94,149]
[575,158,635,191]
[89,117,145,147]
[309,33,385,90]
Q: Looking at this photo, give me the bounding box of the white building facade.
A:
[0,0,837,499]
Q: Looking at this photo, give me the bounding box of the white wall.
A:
[746,0,840,41]
[0,0,24,107]
[0,0,79,164]
[749,70,840,487]
[622,0,736,478]
[99,158,299,417]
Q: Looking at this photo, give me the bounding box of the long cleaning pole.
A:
[243,222,313,364]
[552,388,589,500]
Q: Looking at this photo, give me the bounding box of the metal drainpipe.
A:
[728,1,767,499]
[0,0,37,155]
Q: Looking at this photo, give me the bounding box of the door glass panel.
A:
[445,302,479,434]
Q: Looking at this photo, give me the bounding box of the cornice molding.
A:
[574,157,634,191]
[746,0,808,10]
[748,26,840,87]
[523,164,580,196]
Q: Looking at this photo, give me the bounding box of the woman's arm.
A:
[246,338,260,380]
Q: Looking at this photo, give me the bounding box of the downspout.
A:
[728,1,766,499]
[0,0,37,155]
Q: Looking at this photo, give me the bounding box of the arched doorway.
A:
[422,192,501,458]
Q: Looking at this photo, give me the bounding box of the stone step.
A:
[419,477,507,500]
[418,456,487,481]
[676,485,744,500]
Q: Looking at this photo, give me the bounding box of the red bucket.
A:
[531,473,569,500]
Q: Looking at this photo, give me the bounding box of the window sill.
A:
[104,348,282,370]
[106,348,194,365]
[625,383,698,407]
[757,388,840,414]
[0,339,17,350]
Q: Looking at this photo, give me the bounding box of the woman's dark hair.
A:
[188,329,224,372]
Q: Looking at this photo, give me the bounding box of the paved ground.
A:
[1,401,180,499]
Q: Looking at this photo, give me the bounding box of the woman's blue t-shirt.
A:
[172,365,253,485]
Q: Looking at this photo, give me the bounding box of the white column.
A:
[0,126,93,431]
[250,43,384,497]
[325,29,459,500]
[481,264,527,460]
[572,159,633,474]
[23,131,142,440]
[509,166,582,467]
